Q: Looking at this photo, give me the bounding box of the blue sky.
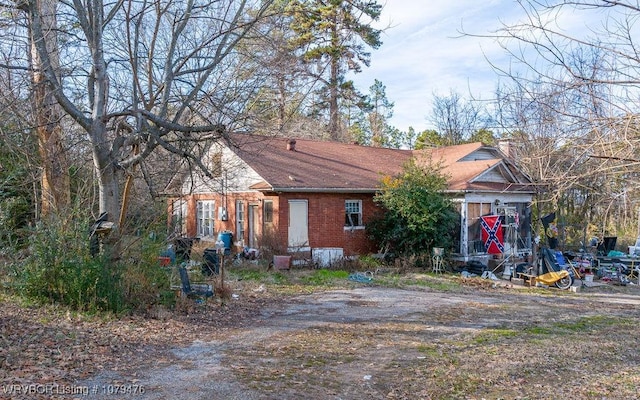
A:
[348,0,602,133]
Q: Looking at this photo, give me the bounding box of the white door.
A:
[288,200,309,251]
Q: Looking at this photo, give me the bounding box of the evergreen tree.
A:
[365,79,394,146]
[0,122,36,248]
[349,79,403,147]
[288,0,382,140]
[415,129,445,149]
[469,128,496,145]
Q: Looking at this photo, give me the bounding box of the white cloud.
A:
[349,1,531,132]
[348,1,615,133]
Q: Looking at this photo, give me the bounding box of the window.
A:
[236,200,245,243]
[263,200,273,224]
[171,199,187,236]
[196,200,215,238]
[345,200,363,227]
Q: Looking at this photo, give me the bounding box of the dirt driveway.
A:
[79,283,640,400]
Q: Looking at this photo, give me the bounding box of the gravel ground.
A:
[83,283,640,400]
[3,277,640,400]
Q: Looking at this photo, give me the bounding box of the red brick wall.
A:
[277,192,379,256]
[179,191,381,256]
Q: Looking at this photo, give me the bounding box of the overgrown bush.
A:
[0,119,36,251]
[119,232,174,310]
[18,212,172,313]
[19,217,126,313]
[368,159,458,256]
[0,196,32,249]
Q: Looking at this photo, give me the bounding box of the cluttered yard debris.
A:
[348,271,374,283]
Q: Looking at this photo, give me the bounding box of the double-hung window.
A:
[236,200,245,243]
[196,200,215,238]
[345,200,363,228]
[263,200,273,224]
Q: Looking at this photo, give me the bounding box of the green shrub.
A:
[0,195,32,249]
[368,159,458,256]
[119,233,173,310]
[20,218,126,313]
[18,213,172,313]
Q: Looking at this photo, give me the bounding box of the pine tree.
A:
[288,0,382,140]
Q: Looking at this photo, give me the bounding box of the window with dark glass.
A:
[263,200,273,223]
[345,200,362,227]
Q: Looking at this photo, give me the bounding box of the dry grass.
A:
[2,268,640,399]
[229,305,640,399]
[224,271,640,399]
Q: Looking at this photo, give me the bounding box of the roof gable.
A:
[415,142,533,192]
[473,162,517,184]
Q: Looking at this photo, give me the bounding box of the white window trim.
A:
[344,199,364,229]
[236,200,245,246]
[196,200,215,239]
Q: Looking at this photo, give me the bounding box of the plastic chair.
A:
[432,248,444,273]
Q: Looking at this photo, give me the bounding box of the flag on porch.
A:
[480,215,504,254]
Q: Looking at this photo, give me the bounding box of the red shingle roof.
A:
[226,134,533,193]
[420,142,485,167]
[228,134,412,192]
[415,143,533,193]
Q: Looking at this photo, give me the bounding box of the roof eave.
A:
[444,187,536,195]
[258,187,379,194]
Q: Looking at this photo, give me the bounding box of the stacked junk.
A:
[458,211,637,289]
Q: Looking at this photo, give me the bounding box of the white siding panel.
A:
[182,143,265,195]
[460,149,497,161]
[481,168,507,183]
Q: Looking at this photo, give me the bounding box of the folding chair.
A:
[178,266,213,299]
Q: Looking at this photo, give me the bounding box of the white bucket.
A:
[584,274,594,283]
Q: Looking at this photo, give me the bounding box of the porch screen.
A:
[467,202,493,253]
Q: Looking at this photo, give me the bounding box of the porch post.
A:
[460,200,468,257]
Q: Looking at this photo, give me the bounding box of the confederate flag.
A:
[480,215,504,254]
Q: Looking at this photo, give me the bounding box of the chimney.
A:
[287,139,297,151]
[498,139,513,159]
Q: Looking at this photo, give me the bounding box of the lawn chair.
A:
[178,266,213,299]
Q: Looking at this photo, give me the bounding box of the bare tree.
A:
[0,0,276,237]
[236,6,315,136]
[429,90,487,145]
[486,0,640,241]
[28,0,70,217]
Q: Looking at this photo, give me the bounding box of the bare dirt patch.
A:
[3,277,640,399]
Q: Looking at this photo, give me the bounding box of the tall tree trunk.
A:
[277,75,286,132]
[92,120,123,257]
[95,146,121,225]
[328,20,340,141]
[30,0,70,217]
[329,57,340,141]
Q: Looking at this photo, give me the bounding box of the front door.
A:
[288,200,309,251]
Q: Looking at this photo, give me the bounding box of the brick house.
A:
[171,134,534,265]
